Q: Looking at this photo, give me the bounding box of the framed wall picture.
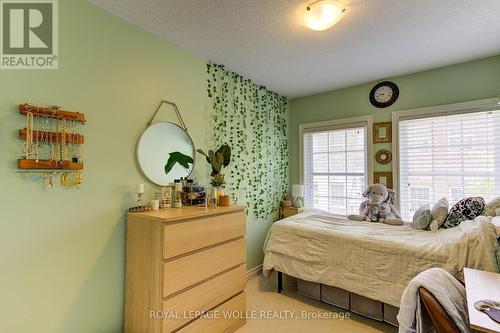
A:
[373,122,392,143]
[373,171,393,189]
[375,149,392,165]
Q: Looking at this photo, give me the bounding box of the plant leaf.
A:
[196,149,211,164]
[164,151,194,175]
[164,157,177,175]
[196,149,208,157]
[208,150,215,164]
[217,144,231,167]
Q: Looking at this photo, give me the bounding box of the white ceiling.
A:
[89,0,500,98]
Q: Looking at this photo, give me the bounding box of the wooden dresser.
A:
[124,205,247,333]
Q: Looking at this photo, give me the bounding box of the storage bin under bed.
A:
[296,278,399,326]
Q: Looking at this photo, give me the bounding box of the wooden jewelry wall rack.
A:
[18,103,86,171]
[19,103,86,123]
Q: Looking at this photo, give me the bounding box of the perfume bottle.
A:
[173,180,182,208]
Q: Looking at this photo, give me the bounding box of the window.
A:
[409,186,431,213]
[448,187,464,204]
[397,106,500,221]
[301,117,372,215]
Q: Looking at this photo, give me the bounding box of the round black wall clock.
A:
[370,81,399,108]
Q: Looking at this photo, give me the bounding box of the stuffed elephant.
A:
[363,202,381,222]
[348,183,404,226]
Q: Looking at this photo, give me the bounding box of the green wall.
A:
[289,55,500,185]
[0,1,262,332]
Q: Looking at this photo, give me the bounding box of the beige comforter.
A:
[262,209,500,307]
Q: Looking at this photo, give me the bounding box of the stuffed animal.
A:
[348,183,404,226]
[363,202,381,222]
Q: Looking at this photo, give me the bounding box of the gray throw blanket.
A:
[397,268,472,333]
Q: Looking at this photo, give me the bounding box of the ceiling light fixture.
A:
[304,0,345,31]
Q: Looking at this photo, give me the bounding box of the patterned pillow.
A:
[412,205,432,230]
[443,197,485,228]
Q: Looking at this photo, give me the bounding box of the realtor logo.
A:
[1,0,58,69]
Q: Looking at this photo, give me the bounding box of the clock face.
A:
[370,81,399,108]
[374,86,394,103]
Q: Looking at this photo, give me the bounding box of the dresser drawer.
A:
[163,211,246,259]
[175,292,246,333]
[162,238,246,297]
[162,265,245,333]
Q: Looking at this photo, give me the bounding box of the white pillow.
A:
[491,216,500,235]
[430,198,449,230]
[483,197,500,216]
[429,220,439,233]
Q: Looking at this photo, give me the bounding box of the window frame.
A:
[392,97,500,213]
[299,115,374,215]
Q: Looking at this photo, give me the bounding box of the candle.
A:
[136,183,144,194]
[151,200,160,210]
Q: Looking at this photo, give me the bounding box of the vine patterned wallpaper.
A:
[207,63,288,221]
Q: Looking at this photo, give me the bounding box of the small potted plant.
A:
[197,144,231,205]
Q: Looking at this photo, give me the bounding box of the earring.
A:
[61,171,82,187]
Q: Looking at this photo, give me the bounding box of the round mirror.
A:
[137,122,195,186]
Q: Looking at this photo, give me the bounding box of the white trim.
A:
[298,115,373,187]
[246,264,262,280]
[392,97,500,211]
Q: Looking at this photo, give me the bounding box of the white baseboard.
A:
[246,264,263,280]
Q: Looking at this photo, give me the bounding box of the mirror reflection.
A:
[137,122,195,186]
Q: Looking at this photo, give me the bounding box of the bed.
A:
[263,209,500,308]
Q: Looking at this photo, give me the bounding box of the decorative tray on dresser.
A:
[124,205,247,333]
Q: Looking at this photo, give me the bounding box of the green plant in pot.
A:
[196,144,231,187]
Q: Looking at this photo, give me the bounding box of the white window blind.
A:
[399,109,500,221]
[303,124,367,215]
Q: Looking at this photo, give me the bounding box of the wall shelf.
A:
[18,159,83,170]
[19,128,85,144]
[19,104,86,123]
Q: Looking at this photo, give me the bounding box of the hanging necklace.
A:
[39,116,44,159]
[61,118,67,161]
[54,121,60,161]
[70,120,78,163]
[71,119,80,162]
[33,115,37,162]
[43,116,50,160]
[34,115,41,162]
[48,117,54,161]
[40,115,46,159]
[23,112,34,159]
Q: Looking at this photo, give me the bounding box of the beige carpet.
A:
[236,273,397,333]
